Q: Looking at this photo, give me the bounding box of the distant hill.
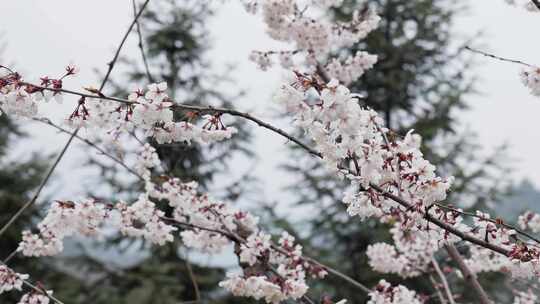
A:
[494,180,540,222]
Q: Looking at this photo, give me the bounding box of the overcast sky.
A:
[1,0,540,207]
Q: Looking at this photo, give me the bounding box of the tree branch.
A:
[444,244,493,304]
[465,46,534,67]
[431,256,455,304]
[429,275,448,304]
[369,184,511,256]
[131,0,154,83]
[435,203,540,245]
[35,118,143,179]
[13,82,323,158]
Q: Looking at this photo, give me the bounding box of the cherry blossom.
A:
[0,70,237,147]
[367,280,423,304]
[520,66,540,96]
[244,0,380,85]
[0,265,28,294]
[518,211,540,233]
[513,289,538,304]
[18,291,52,304]
[325,51,378,85]
[18,199,108,257]
[240,232,272,265]
[12,142,325,303]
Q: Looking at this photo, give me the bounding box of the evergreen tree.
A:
[279,0,511,302]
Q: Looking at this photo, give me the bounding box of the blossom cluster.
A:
[0,265,27,294]
[325,51,378,84]
[18,291,52,304]
[153,162,326,302]
[0,71,237,146]
[513,289,538,304]
[462,211,540,279]
[273,71,540,281]
[274,73,453,225]
[518,211,540,233]
[367,209,466,277]
[18,199,108,257]
[367,280,423,304]
[244,0,380,84]
[15,143,327,303]
[520,66,540,96]
[0,265,50,304]
[219,231,327,303]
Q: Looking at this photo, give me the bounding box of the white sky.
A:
[1,0,540,206]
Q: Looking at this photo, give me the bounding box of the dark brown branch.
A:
[435,203,540,245]
[174,104,322,158]
[369,184,511,256]
[161,216,234,238]
[301,254,371,293]
[445,244,493,304]
[465,46,534,67]
[14,82,322,158]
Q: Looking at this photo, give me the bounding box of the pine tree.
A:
[279,0,511,302]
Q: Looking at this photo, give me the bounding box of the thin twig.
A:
[429,275,448,304]
[0,132,77,237]
[100,0,151,91]
[531,0,540,10]
[3,250,17,263]
[301,254,371,293]
[183,253,201,303]
[431,256,455,304]
[465,46,534,67]
[445,244,493,304]
[132,0,155,83]
[0,0,151,239]
[35,118,143,179]
[21,280,65,304]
